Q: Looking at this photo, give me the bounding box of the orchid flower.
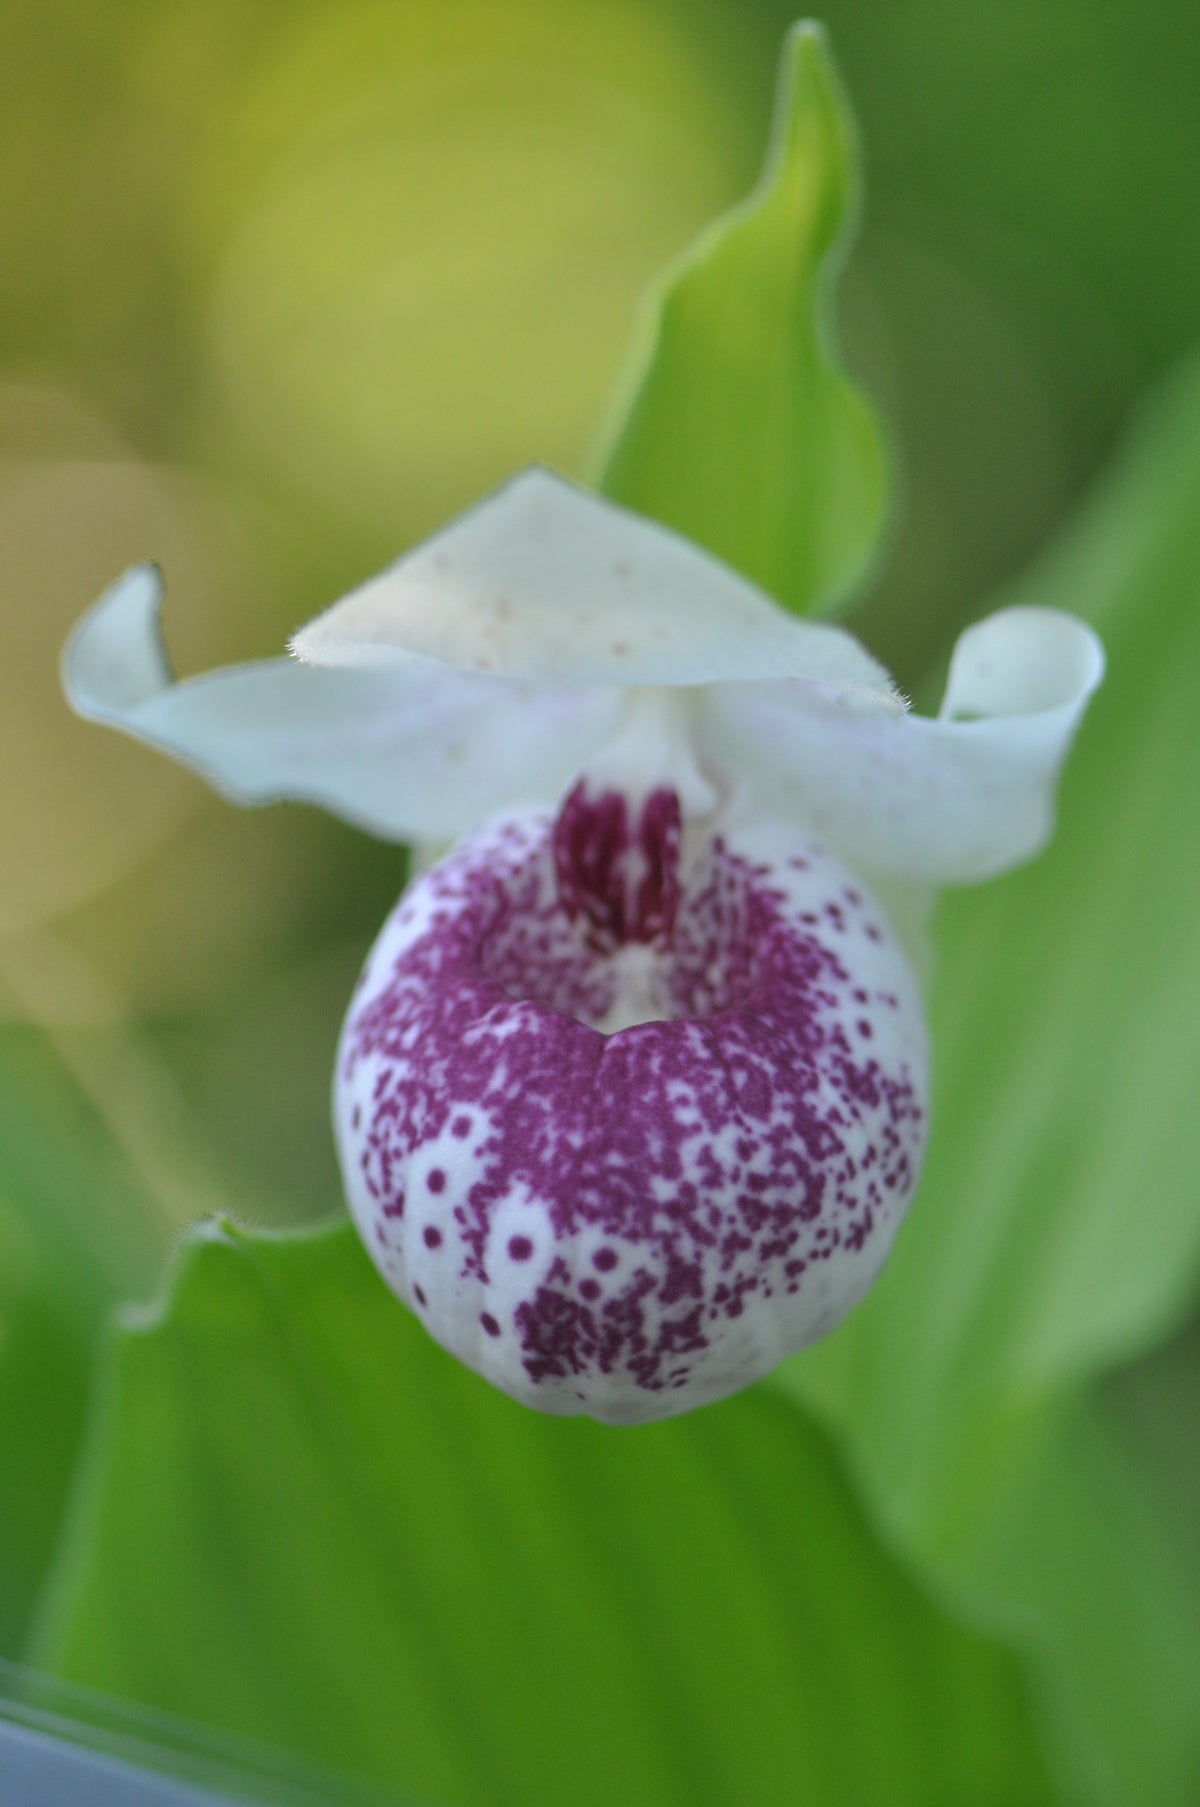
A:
[64,470,1102,1424]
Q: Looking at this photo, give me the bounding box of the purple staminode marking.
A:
[554,780,682,948]
[336,791,928,1424]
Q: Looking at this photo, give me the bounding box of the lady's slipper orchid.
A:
[64,471,1102,1423]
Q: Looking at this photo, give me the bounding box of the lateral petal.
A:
[291,469,902,704]
[64,565,621,841]
[699,606,1103,884]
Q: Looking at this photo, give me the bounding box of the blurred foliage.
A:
[793,349,1200,1520]
[963,1395,1200,1807]
[778,357,1200,1800]
[0,1656,413,1806]
[0,1021,167,1654]
[5,0,1200,658]
[4,0,1200,1206]
[778,354,1200,1803]
[1,1,1199,1801]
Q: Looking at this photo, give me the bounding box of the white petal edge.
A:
[699,606,1104,884]
[290,468,904,708]
[63,565,623,841]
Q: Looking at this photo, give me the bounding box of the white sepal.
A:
[64,565,622,841]
[291,469,904,705]
[698,606,1103,885]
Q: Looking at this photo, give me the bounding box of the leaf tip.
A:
[777,17,844,108]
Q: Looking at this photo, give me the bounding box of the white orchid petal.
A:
[64,565,622,841]
[939,603,1103,721]
[291,468,903,704]
[700,606,1104,884]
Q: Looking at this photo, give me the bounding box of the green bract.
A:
[597,23,887,618]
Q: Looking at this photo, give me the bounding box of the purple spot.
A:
[427,1168,446,1193]
[481,1312,501,1337]
[451,1115,472,1137]
[414,1285,427,1307]
[593,1247,618,1273]
[508,1235,533,1261]
[580,1278,601,1301]
[423,1225,443,1249]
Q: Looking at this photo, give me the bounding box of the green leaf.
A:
[36,1219,1056,1807]
[788,349,1200,1528]
[0,1653,417,1806]
[1106,1307,1200,1605]
[594,22,886,617]
[776,352,1200,1801]
[0,1025,166,1658]
[956,1394,1200,1807]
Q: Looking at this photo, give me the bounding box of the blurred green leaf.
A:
[0,1655,418,1806]
[954,1394,1200,1807]
[778,352,1200,1799]
[595,21,886,617]
[0,1027,165,1657]
[790,348,1200,1525]
[1106,1307,1200,1606]
[36,1219,1056,1807]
